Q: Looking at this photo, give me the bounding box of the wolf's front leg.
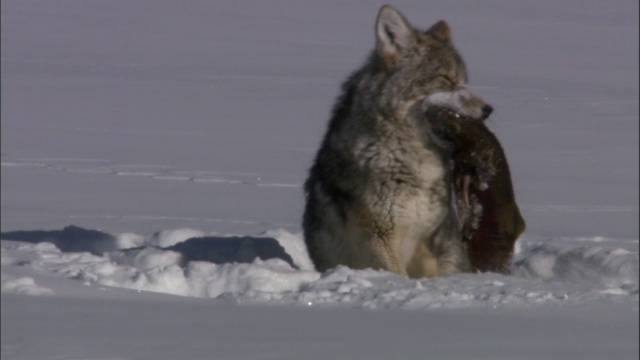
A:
[341,203,408,275]
[424,212,471,277]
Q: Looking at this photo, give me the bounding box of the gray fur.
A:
[303,5,491,278]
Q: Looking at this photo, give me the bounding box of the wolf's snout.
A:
[481,105,493,120]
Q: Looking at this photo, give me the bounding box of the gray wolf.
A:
[303,5,493,278]
[426,106,526,274]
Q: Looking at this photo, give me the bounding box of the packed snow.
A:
[1,0,638,359]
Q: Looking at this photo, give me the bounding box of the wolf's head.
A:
[374,5,492,120]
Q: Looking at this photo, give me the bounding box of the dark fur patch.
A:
[425,106,526,273]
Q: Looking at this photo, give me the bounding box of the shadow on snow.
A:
[1,225,297,269]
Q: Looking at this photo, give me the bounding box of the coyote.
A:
[303,5,492,278]
[426,106,526,273]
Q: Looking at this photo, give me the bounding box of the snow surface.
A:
[1,0,638,359]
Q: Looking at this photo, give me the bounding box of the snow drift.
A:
[2,226,637,310]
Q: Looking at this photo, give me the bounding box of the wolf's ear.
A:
[375,5,415,66]
[427,20,451,42]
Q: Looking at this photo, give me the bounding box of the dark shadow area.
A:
[165,236,297,269]
[1,225,298,269]
[0,225,117,255]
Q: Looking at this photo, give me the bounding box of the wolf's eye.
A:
[436,75,456,88]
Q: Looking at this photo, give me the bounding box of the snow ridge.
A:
[2,226,637,309]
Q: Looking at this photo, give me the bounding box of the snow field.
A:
[1,0,638,358]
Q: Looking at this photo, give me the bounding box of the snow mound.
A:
[1,275,54,296]
[1,226,638,309]
[149,228,207,247]
[514,245,638,288]
[1,249,54,295]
